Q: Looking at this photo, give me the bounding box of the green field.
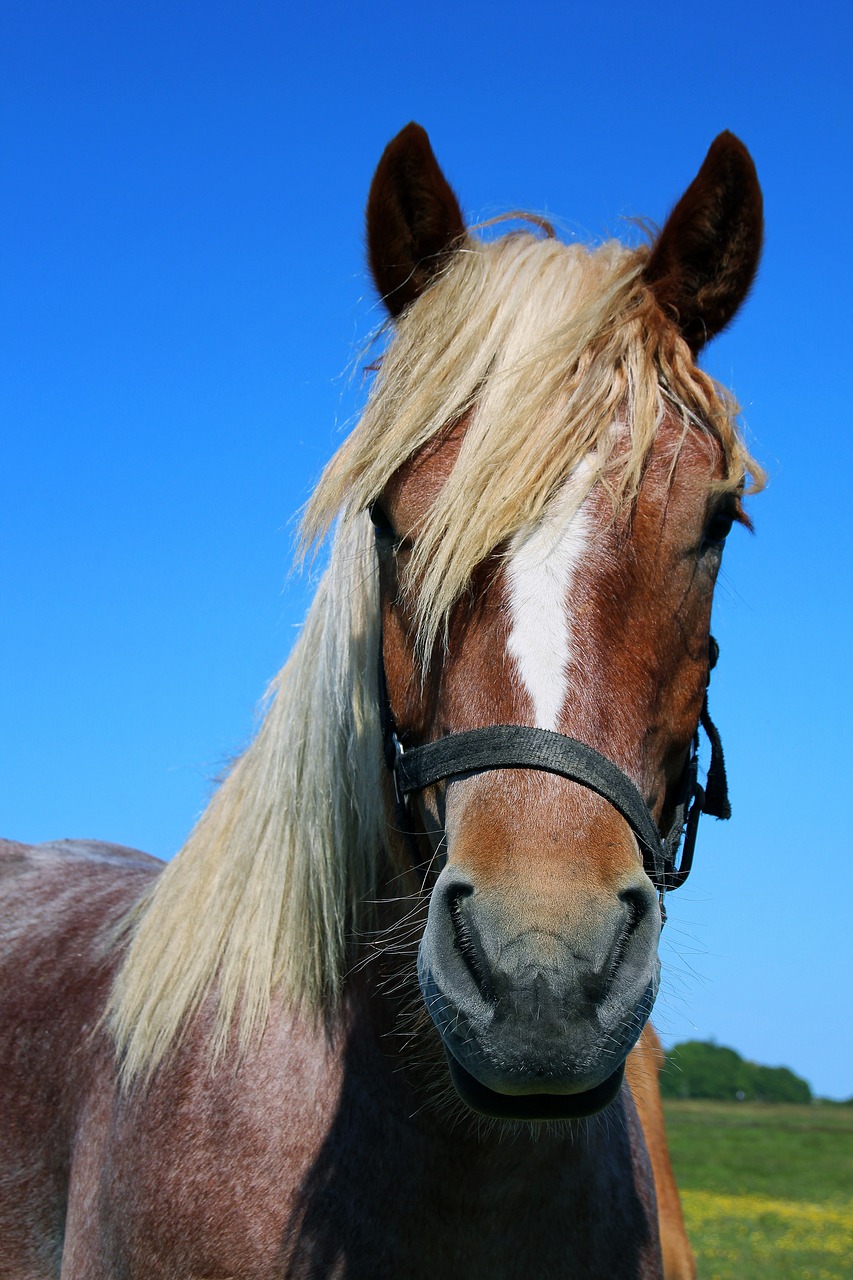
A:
[663,1100,853,1279]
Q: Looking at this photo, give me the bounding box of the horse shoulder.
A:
[74,1001,350,1278]
[0,839,160,1279]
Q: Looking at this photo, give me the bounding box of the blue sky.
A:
[3,1,851,1098]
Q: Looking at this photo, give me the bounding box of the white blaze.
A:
[506,482,590,731]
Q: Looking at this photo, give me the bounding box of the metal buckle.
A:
[391,732,407,809]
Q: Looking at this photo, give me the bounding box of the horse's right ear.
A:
[644,132,763,353]
[367,123,466,318]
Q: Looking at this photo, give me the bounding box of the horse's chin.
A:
[445,1051,625,1121]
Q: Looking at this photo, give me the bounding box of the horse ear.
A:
[644,132,763,353]
[366,123,466,318]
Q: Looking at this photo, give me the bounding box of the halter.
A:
[379,637,730,895]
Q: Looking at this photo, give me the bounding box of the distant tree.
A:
[751,1063,811,1104]
[659,1040,812,1103]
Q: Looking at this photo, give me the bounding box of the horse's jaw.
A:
[444,1051,626,1122]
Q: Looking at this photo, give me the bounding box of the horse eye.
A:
[702,500,737,549]
[368,501,398,545]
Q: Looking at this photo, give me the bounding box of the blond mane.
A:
[109,228,763,1082]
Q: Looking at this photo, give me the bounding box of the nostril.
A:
[618,886,650,937]
[446,883,493,1002]
[599,885,657,999]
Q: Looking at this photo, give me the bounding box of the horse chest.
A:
[94,1132,660,1280]
[82,1024,661,1280]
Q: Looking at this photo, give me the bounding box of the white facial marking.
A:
[506,479,591,731]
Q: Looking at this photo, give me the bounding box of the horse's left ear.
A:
[644,132,763,352]
[366,122,467,318]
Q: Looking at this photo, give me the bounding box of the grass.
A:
[663,1100,853,1279]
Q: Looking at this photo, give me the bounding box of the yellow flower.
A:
[679,1190,853,1279]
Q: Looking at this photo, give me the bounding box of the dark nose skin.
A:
[418,866,661,1097]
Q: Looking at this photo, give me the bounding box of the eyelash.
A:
[368,501,399,547]
[702,497,740,549]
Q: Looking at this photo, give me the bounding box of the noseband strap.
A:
[394,725,671,884]
[380,640,729,894]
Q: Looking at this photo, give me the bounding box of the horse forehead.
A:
[459,427,718,723]
[505,471,595,733]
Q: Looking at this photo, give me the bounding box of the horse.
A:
[0,122,763,1278]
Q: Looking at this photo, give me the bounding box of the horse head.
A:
[352,124,762,1121]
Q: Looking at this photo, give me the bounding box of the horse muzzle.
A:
[417,865,661,1120]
